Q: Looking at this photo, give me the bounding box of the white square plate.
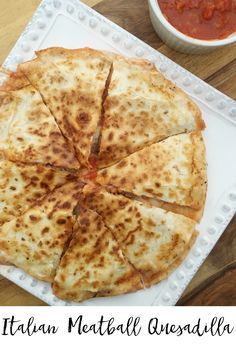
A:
[0,0,236,306]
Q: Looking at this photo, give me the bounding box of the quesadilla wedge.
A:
[53,208,143,302]
[96,131,207,211]
[98,54,205,167]
[0,181,83,282]
[0,85,79,169]
[79,184,197,287]
[0,157,76,225]
[19,47,112,167]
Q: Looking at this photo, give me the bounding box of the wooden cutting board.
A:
[0,0,235,306]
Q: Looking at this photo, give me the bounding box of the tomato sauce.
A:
[158,0,236,40]
[88,154,98,170]
[83,154,98,181]
[84,170,97,181]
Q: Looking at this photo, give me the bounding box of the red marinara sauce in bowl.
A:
[148,0,236,53]
[159,0,236,40]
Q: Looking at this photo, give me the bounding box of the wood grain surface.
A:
[0,0,235,306]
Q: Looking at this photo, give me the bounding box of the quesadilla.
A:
[53,208,143,302]
[19,47,112,167]
[96,131,207,210]
[0,157,76,225]
[98,55,205,167]
[79,184,197,287]
[0,181,83,282]
[0,85,79,169]
[0,46,208,303]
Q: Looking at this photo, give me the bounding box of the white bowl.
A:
[148,0,236,54]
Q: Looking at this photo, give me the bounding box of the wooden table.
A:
[0,0,235,306]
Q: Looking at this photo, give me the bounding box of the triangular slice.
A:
[0,181,83,282]
[53,208,143,302]
[96,131,207,211]
[0,157,76,225]
[80,184,197,287]
[98,54,205,167]
[19,47,112,166]
[0,84,79,169]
